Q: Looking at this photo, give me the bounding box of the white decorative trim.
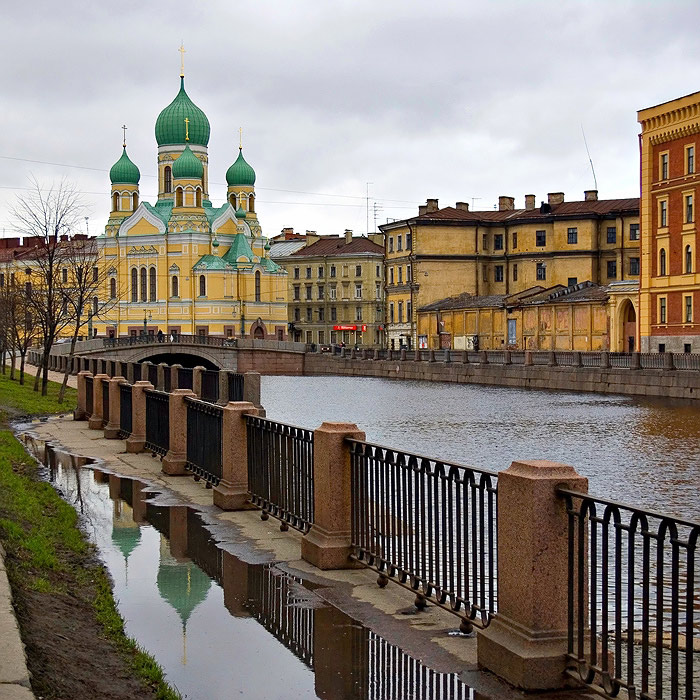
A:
[118,203,167,236]
[211,203,237,232]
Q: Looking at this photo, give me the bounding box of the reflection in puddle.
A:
[35,441,479,700]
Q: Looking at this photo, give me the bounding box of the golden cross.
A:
[179,43,186,77]
[184,118,189,141]
[121,124,127,148]
[239,126,242,149]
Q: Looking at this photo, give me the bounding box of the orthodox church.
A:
[95,59,288,340]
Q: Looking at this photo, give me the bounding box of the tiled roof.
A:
[386,198,639,227]
[419,293,507,311]
[291,236,383,257]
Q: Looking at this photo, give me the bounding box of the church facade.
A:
[94,69,288,340]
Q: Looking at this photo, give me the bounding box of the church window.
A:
[230,194,236,207]
[131,268,138,302]
[249,195,255,213]
[196,188,202,207]
[255,271,261,302]
[92,266,98,283]
[62,268,68,283]
[176,187,183,207]
[92,296,98,316]
[199,275,206,297]
[109,278,116,299]
[149,266,156,301]
[140,267,147,302]
[112,192,119,211]
[660,248,667,276]
[171,275,179,297]
[164,166,172,194]
[132,193,138,209]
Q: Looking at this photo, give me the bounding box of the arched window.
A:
[140,267,147,302]
[196,188,202,207]
[132,193,139,209]
[110,278,116,299]
[92,297,98,316]
[249,195,255,213]
[131,268,138,302]
[164,166,172,194]
[660,248,667,276]
[171,275,179,297]
[149,266,156,301]
[229,194,236,207]
[176,187,183,207]
[112,192,119,211]
[255,270,261,302]
[686,245,693,274]
[199,275,206,297]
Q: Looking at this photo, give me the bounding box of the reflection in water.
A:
[261,377,700,520]
[43,452,478,700]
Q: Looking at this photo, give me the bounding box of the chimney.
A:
[418,205,428,215]
[344,229,353,244]
[455,201,470,211]
[426,198,439,213]
[524,194,536,210]
[498,196,515,211]
[281,227,294,239]
[305,232,320,246]
[584,189,598,202]
[547,192,565,206]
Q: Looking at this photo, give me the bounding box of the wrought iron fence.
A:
[641,353,666,370]
[558,488,699,699]
[348,440,498,632]
[146,363,158,387]
[670,353,700,371]
[85,375,93,416]
[145,389,169,456]
[118,383,132,439]
[581,352,602,367]
[101,378,110,426]
[228,372,244,402]
[185,397,222,486]
[178,366,193,390]
[201,369,219,403]
[245,415,314,533]
[610,352,632,368]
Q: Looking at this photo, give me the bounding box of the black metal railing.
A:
[163,369,172,393]
[118,383,132,439]
[85,375,93,416]
[201,369,219,403]
[228,372,244,402]
[185,397,222,486]
[348,440,498,631]
[146,363,158,388]
[245,415,314,532]
[144,389,169,456]
[178,366,193,390]
[101,378,110,426]
[558,488,699,699]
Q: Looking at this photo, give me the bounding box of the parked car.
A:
[319,345,332,353]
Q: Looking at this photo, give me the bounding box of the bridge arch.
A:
[111,345,225,369]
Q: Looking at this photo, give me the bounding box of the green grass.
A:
[0,377,180,699]
[0,371,76,419]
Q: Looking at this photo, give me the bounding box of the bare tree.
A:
[56,238,119,403]
[0,264,15,376]
[10,280,37,385]
[12,177,85,396]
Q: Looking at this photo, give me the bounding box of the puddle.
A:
[23,436,482,700]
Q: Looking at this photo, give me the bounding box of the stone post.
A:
[125,362,135,384]
[126,381,153,453]
[170,364,182,391]
[444,349,451,363]
[462,350,469,363]
[479,350,489,364]
[373,349,379,360]
[192,365,206,398]
[74,371,92,421]
[574,351,583,367]
[524,350,533,366]
[301,422,365,569]
[548,350,557,367]
[630,352,641,370]
[663,352,675,370]
[104,376,126,439]
[340,347,346,358]
[157,362,168,391]
[350,348,356,359]
[400,348,406,361]
[243,372,262,412]
[477,460,588,690]
[414,349,421,362]
[88,373,109,430]
[213,401,258,510]
[428,349,435,362]
[162,389,196,476]
[600,351,610,369]
[217,370,229,406]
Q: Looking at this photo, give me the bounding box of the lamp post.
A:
[87,311,93,340]
[143,310,152,337]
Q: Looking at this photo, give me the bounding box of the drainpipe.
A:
[407,222,416,349]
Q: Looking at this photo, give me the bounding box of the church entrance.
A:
[620,301,637,352]
[253,326,265,340]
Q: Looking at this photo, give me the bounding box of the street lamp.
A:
[143,310,152,337]
[87,311,93,339]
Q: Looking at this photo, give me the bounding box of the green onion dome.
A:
[155,77,210,147]
[226,148,256,186]
[109,147,140,185]
[235,206,246,219]
[172,145,203,180]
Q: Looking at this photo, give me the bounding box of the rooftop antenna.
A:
[372,201,383,233]
[471,197,482,210]
[366,182,373,234]
[581,124,598,191]
[85,217,89,236]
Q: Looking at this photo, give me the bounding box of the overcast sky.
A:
[2,0,700,241]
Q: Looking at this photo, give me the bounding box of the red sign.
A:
[333,325,357,331]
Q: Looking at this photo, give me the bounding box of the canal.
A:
[261,376,700,520]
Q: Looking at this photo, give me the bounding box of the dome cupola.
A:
[226,148,256,187]
[172,144,203,180]
[155,77,210,147]
[110,147,140,185]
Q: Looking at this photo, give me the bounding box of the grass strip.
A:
[0,370,76,420]
[0,374,180,699]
